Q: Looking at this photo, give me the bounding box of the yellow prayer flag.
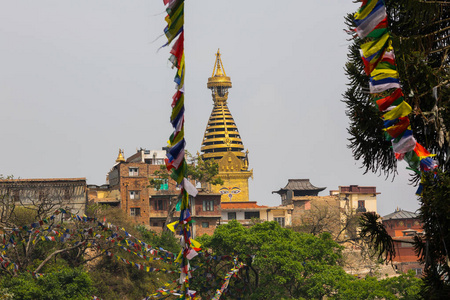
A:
[361,33,389,58]
[383,101,412,120]
[166,220,179,233]
[190,239,201,249]
[355,0,378,21]
[370,68,399,81]
[175,250,183,263]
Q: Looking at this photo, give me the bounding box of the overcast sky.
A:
[0,1,419,216]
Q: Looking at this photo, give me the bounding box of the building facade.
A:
[220,201,293,228]
[0,178,87,217]
[200,50,253,203]
[382,209,424,276]
[101,149,180,226]
[330,185,379,214]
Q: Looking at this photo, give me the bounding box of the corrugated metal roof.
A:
[382,210,419,220]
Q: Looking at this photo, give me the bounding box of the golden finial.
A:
[212,49,227,77]
[207,49,232,104]
[116,149,125,163]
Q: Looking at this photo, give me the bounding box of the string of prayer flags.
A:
[162,1,200,298]
[354,0,387,38]
[353,0,438,194]
[211,259,245,300]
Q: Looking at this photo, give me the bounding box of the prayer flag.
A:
[414,142,435,159]
[385,117,410,138]
[383,101,412,120]
[392,132,416,154]
[376,88,404,111]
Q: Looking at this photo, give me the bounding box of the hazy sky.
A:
[0,1,419,216]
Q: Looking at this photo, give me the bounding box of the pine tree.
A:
[345,0,450,297]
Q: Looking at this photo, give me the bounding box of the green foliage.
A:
[191,221,348,299]
[186,151,223,187]
[0,267,93,300]
[136,225,181,254]
[344,1,450,176]
[359,212,396,263]
[345,2,450,297]
[0,288,14,300]
[416,170,450,298]
[148,165,170,191]
[89,255,173,300]
[10,206,38,226]
[331,271,421,300]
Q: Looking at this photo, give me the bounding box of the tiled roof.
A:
[221,201,268,210]
[273,179,326,193]
[382,210,419,220]
[0,178,86,183]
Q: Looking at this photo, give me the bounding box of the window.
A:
[274,217,285,227]
[244,212,260,219]
[130,207,141,216]
[228,212,236,220]
[203,200,214,211]
[155,199,167,211]
[13,190,20,202]
[64,188,72,200]
[202,222,209,228]
[356,200,366,212]
[152,222,159,227]
[414,268,423,276]
[129,191,140,200]
[129,167,139,176]
[159,179,169,191]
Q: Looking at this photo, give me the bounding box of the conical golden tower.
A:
[201,50,253,202]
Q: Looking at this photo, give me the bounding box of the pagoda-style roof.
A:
[382,209,419,220]
[272,179,326,195]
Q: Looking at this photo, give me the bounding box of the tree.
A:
[191,221,422,299]
[0,267,93,300]
[345,1,450,297]
[148,151,223,232]
[185,151,223,188]
[191,221,349,299]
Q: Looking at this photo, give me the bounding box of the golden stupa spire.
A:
[116,149,125,163]
[201,50,246,162]
[207,49,232,104]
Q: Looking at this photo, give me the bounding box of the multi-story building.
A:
[99,149,180,227]
[200,50,253,203]
[330,185,379,214]
[0,178,87,217]
[89,149,222,237]
[220,201,293,228]
[382,208,424,276]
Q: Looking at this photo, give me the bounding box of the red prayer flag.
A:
[376,88,404,111]
[386,117,410,138]
[414,142,432,158]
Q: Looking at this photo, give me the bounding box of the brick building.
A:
[149,192,222,236]
[0,178,87,216]
[382,209,424,275]
[102,149,180,226]
[89,149,222,236]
